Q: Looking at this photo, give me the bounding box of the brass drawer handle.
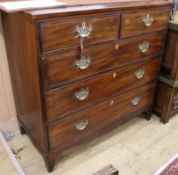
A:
[75,56,91,70]
[135,69,145,79]
[75,21,92,38]
[143,14,154,27]
[131,96,141,106]
[75,120,88,131]
[74,88,89,101]
[139,41,149,53]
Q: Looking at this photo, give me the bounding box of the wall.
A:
[0,12,18,133]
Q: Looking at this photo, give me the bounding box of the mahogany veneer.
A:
[154,79,178,123]
[154,22,178,123]
[161,22,178,80]
[1,0,171,172]
[46,59,161,121]
[121,7,170,37]
[44,32,166,89]
[40,15,119,52]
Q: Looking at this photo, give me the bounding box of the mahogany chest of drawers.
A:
[154,22,178,123]
[2,0,171,172]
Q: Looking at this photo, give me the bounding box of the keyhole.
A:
[115,43,119,50]
[113,72,117,78]
[110,100,114,106]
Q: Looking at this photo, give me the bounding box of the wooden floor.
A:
[1,114,178,175]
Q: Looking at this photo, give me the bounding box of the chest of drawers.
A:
[2,0,171,172]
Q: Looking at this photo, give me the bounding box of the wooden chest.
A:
[2,0,171,172]
[161,22,178,80]
[154,76,178,123]
[154,22,178,123]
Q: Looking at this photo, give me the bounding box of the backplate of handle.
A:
[75,21,92,38]
[74,88,89,101]
[131,96,141,106]
[139,41,149,53]
[143,14,154,27]
[135,68,145,79]
[75,56,91,70]
[75,120,88,131]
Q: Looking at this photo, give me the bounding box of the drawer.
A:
[48,82,156,149]
[40,15,119,52]
[45,59,161,121]
[44,31,165,89]
[120,8,170,37]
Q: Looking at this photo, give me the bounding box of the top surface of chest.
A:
[25,0,171,18]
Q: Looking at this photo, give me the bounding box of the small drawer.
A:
[44,31,165,89]
[40,15,119,52]
[48,82,156,149]
[120,8,170,37]
[45,59,161,121]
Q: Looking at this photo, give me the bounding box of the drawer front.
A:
[40,15,118,52]
[120,8,170,37]
[44,31,165,89]
[48,82,156,149]
[46,59,161,121]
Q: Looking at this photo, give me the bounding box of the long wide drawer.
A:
[44,31,165,89]
[120,8,170,37]
[45,58,161,121]
[48,82,156,150]
[40,14,119,52]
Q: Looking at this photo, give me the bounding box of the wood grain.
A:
[48,82,156,149]
[44,31,166,89]
[153,81,176,123]
[121,7,170,37]
[162,25,178,80]
[154,22,178,123]
[46,58,161,121]
[2,12,48,153]
[40,14,119,52]
[25,1,172,20]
